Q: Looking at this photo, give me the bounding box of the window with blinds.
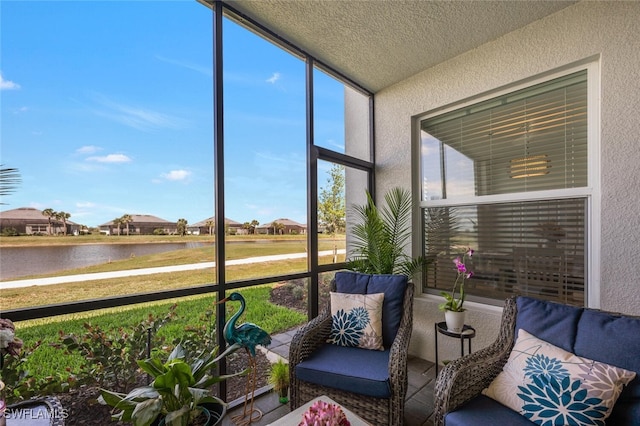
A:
[420,70,588,306]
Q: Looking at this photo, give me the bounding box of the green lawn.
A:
[14,286,306,388]
[2,234,341,395]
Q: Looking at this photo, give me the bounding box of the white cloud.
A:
[76,201,96,208]
[155,55,212,77]
[76,145,102,154]
[161,169,191,181]
[266,72,281,84]
[86,154,132,163]
[0,72,21,90]
[91,93,187,132]
[12,106,28,114]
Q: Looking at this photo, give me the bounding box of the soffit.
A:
[224,0,577,93]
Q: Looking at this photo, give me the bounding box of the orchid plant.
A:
[438,248,474,312]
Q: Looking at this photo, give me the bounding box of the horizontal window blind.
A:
[421,70,587,199]
[424,199,586,306]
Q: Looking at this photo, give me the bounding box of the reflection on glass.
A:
[420,131,443,201]
[314,68,371,162]
[444,144,475,198]
[424,199,585,306]
[318,161,346,265]
[222,18,307,278]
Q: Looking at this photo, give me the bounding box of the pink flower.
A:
[299,400,351,426]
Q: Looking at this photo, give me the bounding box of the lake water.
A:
[0,242,214,280]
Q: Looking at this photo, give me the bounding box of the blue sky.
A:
[0,0,345,227]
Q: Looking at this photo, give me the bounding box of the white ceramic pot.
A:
[445,310,466,333]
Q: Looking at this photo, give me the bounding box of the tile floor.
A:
[222,328,437,426]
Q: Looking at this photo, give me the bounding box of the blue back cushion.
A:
[515,296,582,353]
[334,271,407,347]
[575,309,640,426]
[515,296,640,426]
[334,270,369,294]
[368,274,407,347]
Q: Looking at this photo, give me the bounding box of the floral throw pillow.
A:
[483,329,636,426]
[327,292,384,351]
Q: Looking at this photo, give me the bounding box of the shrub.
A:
[2,340,72,403]
[1,227,18,236]
[55,304,177,393]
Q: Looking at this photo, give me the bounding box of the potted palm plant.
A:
[99,343,247,426]
[267,358,289,404]
[348,187,426,278]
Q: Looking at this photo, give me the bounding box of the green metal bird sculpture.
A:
[217,292,271,425]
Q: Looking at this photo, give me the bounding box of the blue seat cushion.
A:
[334,271,407,347]
[575,308,640,426]
[294,344,391,398]
[445,395,534,426]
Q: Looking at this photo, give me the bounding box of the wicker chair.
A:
[433,296,518,426]
[289,276,414,426]
[6,396,66,425]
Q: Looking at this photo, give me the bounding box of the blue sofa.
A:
[434,296,640,425]
[289,271,414,426]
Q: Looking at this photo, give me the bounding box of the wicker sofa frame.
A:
[289,280,414,426]
[434,296,640,425]
[433,296,518,426]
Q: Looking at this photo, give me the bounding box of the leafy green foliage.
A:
[348,187,426,278]
[267,358,289,391]
[55,304,178,393]
[13,286,306,396]
[1,340,73,404]
[318,163,346,235]
[100,343,248,426]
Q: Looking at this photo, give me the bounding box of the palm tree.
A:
[42,208,56,236]
[177,218,188,236]
[121,214,133,236]
[56,211,71,236]
[205,219,214,236]
[112,217,122,236]
[0,165,21,205]
[250,219,259,235]
[271,221,279,235]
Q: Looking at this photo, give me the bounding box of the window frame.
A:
[416,61,600,308]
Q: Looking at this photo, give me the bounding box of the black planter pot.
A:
[153,402,226,426]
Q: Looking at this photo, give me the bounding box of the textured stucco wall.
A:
[374,1,640,362]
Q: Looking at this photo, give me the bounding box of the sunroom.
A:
[2,1,640,425]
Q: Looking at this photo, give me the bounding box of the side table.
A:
[434,321,476,376]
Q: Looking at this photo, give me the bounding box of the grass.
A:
[1,234,342,390]
[15,285,307,383]
[3,254,346,309]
